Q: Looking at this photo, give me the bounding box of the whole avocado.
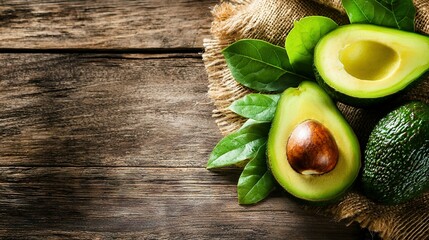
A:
[362,101,429,205]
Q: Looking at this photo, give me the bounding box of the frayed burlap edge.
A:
[203,1,251,135]
[202,1,429,239]
[322,191,429,240]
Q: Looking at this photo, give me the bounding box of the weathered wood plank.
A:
[0,0,215,49]
[0,54,364,238]
[0,53,219,167]
[0,167,363,239]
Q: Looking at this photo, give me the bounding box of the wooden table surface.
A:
[0,1,367,239]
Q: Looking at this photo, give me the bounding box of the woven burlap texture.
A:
[202,0,429,239]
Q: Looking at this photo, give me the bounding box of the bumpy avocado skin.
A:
[362,102,429,204]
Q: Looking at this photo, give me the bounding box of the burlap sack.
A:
[202,0,429,239]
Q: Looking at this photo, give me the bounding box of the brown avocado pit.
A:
[286,120,339,175]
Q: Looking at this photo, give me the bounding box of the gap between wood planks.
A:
[0,47,204,55]
[0,48,205,61]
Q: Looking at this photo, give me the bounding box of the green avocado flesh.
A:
[267,81,361,201]
[362,101,429,205]
[314,24,429,106]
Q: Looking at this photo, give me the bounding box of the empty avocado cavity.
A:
[339,40,399,80]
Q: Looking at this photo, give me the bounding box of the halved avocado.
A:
[267,81,361,202]
[314,24,429,106]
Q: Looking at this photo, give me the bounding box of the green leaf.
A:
[230,93,280,121]
[237,144,276,205]
[222,39,309,92]
[207,122,271,169]
[239,119,267,130]
[341,0,416,32]
[285,16,338,77]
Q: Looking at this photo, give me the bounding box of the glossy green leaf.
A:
[285,16,338,76]
[207,122,271,169]
[341,0,416,31]
[237,144,276,204]
[222,39,309,92]
[239,119,267,130]
[229,94,280,121]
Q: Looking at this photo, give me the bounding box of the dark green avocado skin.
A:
[362,101,429,205]
[314,66,429,108]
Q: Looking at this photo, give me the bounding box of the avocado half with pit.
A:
[314,24,429,106]
[267,81,361,202]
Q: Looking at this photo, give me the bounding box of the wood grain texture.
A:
[0,2,366,237]
[0,53,217,167]
[0,54,363,239]
[0,0,216,50]
[0,166,363,239]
